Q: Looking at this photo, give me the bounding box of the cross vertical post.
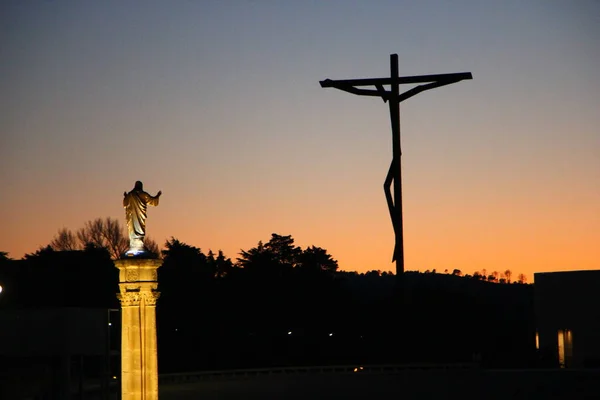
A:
[320,54,472,294]
[389,54,404,278]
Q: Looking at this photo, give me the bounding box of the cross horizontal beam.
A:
[320,72,472,103]
[319,72,472,88]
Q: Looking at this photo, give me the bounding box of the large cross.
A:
[320,54,472,278]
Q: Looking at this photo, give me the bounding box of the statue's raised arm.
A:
[123,181,162,257]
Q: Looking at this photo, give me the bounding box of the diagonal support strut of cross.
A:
[320,54,472,278]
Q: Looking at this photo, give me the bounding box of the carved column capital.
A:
[141,291,161,306]
[118,291,141,307]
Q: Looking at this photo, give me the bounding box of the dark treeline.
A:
[0,233,536,373]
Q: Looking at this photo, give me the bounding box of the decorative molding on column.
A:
[126,268,139,282]
[115,258,163,283]
[114,257,163,400]
[117,291,141,307]
[141,291,160,306]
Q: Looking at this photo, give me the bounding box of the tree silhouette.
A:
[264,234,302,268]
[296,245,338,274]
[76,218,128,258]
[207,249,235,278]
[48,217,159,259]
[161,237,207,269]
[237,240,276,274]
[158,237,221,318]
[504,269,512,283]
[10,245,118,308]
[237,234,300,279]
[237,234,339,280]
[160,237,235,280]
[49,228,79,251]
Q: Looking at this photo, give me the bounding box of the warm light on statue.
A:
[116,181,163,400]
[123,181,161,257]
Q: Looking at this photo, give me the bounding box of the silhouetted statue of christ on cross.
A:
[123,181,161,257]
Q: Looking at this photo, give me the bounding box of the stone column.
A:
[114,258,162,400]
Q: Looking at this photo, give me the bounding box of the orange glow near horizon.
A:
[3,182,597,283]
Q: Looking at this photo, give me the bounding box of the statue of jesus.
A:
[123,181,161,256]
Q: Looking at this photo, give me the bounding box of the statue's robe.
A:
[123,189,159,251]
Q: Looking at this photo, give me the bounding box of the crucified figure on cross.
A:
[320,54,472,277]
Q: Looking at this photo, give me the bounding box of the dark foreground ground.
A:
[156,369,600,400]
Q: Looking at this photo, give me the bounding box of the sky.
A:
[1,1,599,280]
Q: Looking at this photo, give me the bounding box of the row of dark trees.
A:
[418,269,527,284]
[0,220,537,372]
[33,217,530,282]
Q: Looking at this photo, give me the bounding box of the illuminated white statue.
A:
[123,181,161,256]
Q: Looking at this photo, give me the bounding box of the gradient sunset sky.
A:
[1,1,598,280]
